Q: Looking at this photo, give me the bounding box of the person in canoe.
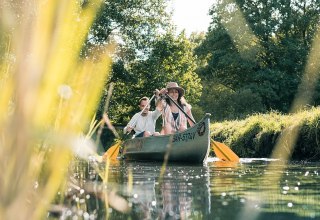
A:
[123,96,162,138]
[155,82,195,135]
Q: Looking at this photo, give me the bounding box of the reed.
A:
[0,1,113,219]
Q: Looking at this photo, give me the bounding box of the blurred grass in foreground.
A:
[0,0,113,219]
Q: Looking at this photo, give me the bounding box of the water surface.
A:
[53,158,320,219]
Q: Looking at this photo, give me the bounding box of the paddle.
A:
[164,94,239,162]
[102,113,121,160]
[102,94,156,161]
[211,141,239,162]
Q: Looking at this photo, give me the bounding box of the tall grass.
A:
[211,107,320,160]
[0,1,112,219]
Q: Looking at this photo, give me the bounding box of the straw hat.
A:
[166,82,184,96]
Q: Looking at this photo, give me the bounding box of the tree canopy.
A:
[86,0,171,59]
[90,0,320,125]
[195,0,320,120]
[107,32,203,124]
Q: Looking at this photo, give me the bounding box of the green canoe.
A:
[121,113,211,164]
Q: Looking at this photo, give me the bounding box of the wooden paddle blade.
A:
[211,140,240,162]
[103,142,121,161]
[213,161,238,168]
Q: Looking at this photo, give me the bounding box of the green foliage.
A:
[93,0,320,151]
[106,32,203,125]
[211,107,320,161]
[200,81,266,121]
[190,104,205,123]
[87,0,170,52]
[86,1,206,128]
[195,0,320,119]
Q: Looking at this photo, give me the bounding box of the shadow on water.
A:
[50,158,320,219]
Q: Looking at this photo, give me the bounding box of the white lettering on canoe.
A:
[173,132,196,143]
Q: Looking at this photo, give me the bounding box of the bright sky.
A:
[170,0,216,35]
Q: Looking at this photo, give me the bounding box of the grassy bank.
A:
[210,107,320,161]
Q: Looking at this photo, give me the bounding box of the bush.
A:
[210,108,320,161]
[201,82,266,121]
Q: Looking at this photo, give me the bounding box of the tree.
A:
[85,0,171,59]
[195,0,320,120]
[90,0,173,125]
[107,32,203,124]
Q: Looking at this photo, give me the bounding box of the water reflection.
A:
[53,158,320,220]
[123,161,211,219]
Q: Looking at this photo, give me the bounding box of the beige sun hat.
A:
[166,82,185,96]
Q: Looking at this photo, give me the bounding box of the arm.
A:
[151,106,162,120]
[154,88,167,111]
[123,113,139,134]
[181,96,195,127]
[185,105,195,127]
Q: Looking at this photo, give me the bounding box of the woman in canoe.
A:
[156,82,195,135]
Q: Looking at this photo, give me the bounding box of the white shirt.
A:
[124,109,161,135]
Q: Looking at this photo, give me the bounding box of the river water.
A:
[54,157,320,220]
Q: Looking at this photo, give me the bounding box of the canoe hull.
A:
[121,113,211,164]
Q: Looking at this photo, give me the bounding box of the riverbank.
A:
[210,107,320,161]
